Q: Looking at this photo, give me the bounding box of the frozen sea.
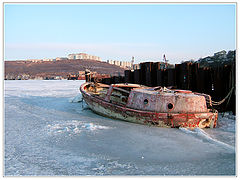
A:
[4,80,236,176]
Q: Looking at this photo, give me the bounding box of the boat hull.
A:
[80,83,218,128]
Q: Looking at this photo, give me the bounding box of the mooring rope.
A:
[206,86,235,106]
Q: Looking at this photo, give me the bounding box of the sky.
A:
[4,3,236,64]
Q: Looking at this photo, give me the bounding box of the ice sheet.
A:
[4,80,236,175]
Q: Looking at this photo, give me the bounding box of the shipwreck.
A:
[80,82,218,128]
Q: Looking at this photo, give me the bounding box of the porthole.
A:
[168,103,174,110]
[144,99,148,105]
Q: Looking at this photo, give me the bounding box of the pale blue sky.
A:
[4,3,236,64]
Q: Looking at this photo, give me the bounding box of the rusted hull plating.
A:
[80,83,218,128]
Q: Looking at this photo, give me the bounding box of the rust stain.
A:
[80,82,218,129]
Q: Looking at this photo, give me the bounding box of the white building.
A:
[68,53,101,61]
[43,58,56,62]
[28,59,43,62]
[107,60,114,64]
[56,57,68,61]
[75,54,83,59]
[68,54,76,59]
[113,60,121,66]
[126,61,132,68]
[107,59,132,68]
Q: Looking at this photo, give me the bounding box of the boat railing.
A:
[112,87,130,94]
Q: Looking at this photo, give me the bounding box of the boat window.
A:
[144,99,148,105]
[168,103,174,109]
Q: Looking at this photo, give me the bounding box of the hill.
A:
[5,59,125,79]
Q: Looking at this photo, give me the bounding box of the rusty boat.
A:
[80,82,218,128]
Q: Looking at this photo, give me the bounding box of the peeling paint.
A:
[80,83,218,128]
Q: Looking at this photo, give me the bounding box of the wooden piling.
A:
[99,61,235,113]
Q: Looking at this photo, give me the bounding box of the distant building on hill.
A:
[68,54,76,60]
[107,60,114,65]
[121,61,132,68]
[114,60,121,66]
[67,53,101,61]
[28,59,43,62]
[43,58,56,62]
[56,57,68,61]
[196,50,235,67]
[107,59,132,69]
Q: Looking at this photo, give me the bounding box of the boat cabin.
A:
[85,83,209,113]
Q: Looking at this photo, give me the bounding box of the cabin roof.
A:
[132,88,199,97]
[111,83,144,88]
